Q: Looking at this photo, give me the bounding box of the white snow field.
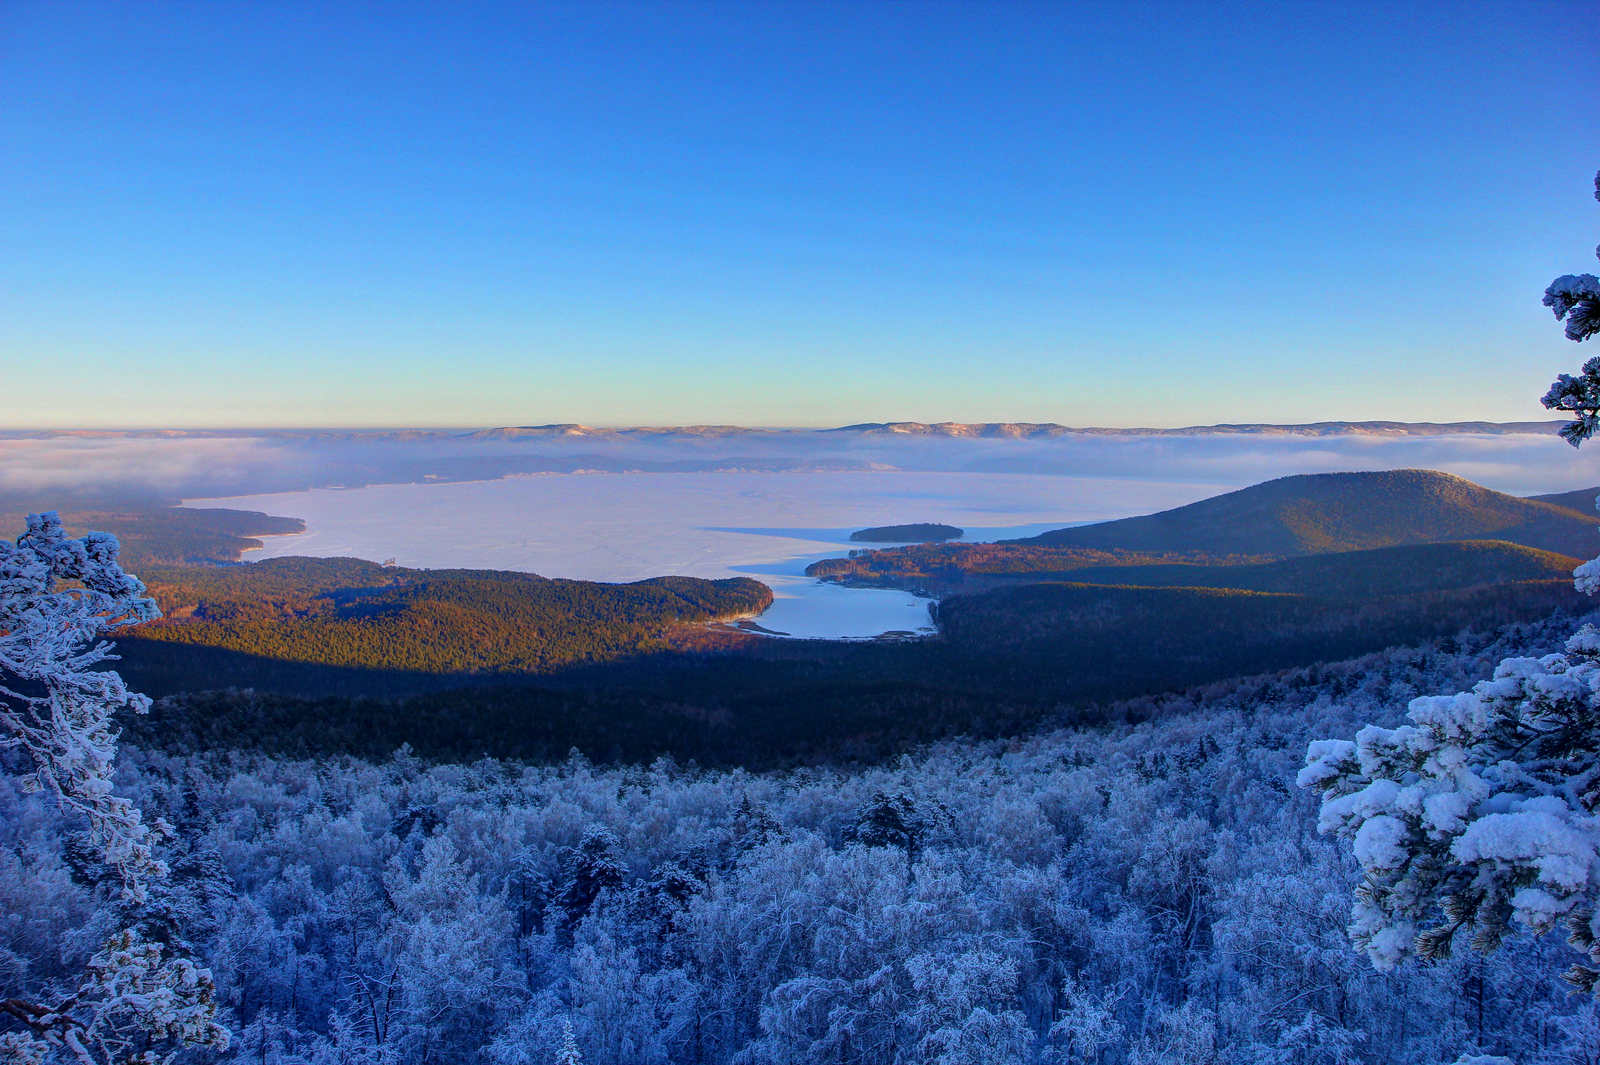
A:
[185,471,1219,639]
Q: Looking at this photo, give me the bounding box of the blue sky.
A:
[1,0,1596,428]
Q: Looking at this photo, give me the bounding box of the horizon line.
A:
[0,418,1573,438]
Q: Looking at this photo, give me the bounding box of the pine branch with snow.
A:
[1542,172,1600,444]
[1299,624,1600,985]
[1305,167,1600,993]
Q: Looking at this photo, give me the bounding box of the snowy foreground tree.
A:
[0,513,227,1063]
[1302,170,1600,991]
[1541,171,1600,445]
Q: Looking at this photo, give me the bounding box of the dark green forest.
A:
[808,539,1581,597]
[116,567,1589,767]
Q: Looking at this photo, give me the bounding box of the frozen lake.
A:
[186,471,1226,639]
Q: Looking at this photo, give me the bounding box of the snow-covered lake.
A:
[185,471,1225,639]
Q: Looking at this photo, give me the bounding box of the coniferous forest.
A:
[4,613,1595,1064]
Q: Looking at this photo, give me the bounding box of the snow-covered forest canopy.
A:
[5,613,1600,1064]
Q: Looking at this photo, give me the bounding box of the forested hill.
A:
[1020,539,1580,597]
[850,523,963,543]
[810,539,1582,599]
[1529,484,1600,516]
[0,493,306,566]
[123,556,772,676]
[1011,468,1599,557]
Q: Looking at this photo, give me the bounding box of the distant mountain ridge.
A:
[464,424,776,441]
[824,420,1569,438]
[1011,469,1599,558]
[0,419,1570,440]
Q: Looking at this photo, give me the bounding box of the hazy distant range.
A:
[0,420,1593,501]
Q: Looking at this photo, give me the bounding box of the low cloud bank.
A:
[0,427,1594,503]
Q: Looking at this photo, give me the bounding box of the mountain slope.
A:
[934,579,1589,693]
[1528,486,1600,518]
[1035,540,1581,598]
[1010,469,1600,558]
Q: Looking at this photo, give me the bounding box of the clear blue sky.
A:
[1,0,1596,429]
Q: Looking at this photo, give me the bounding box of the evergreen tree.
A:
[847,789,949,880]
[1303,169,1600,990]
[1541,171,1600,444]
[556,1018,583,1065]
[557,828,625,930]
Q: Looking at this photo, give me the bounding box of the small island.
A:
[850,523,964,543]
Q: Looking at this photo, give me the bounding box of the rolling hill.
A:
[122,573,1593,766]
[1010,469,1600,558]
[86,467,1600,766]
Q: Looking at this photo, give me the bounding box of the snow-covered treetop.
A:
[1547,275,1600,344]
[0,511,157,628]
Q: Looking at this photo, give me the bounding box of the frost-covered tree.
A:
[556,1019,583,1065]
[0,513,163,896]
[1045,974,1122,1065]
[846,790,949,881]
[903,951,1032,1065]
[3,615,1588,1064]
[557,828,625,931]
[0,513,227,1063]
[1302,169,1600,992]
[1300,627,1600,980]
[1542,172,1600,445]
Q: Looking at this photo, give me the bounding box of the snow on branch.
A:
[1301,624,1600,990]
[1545,275,1600,346]
[0,512,166,900]
[1541,172,1600,446]
[1544,355,1600,447]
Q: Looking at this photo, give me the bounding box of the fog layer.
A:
[2,426,1593,500]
